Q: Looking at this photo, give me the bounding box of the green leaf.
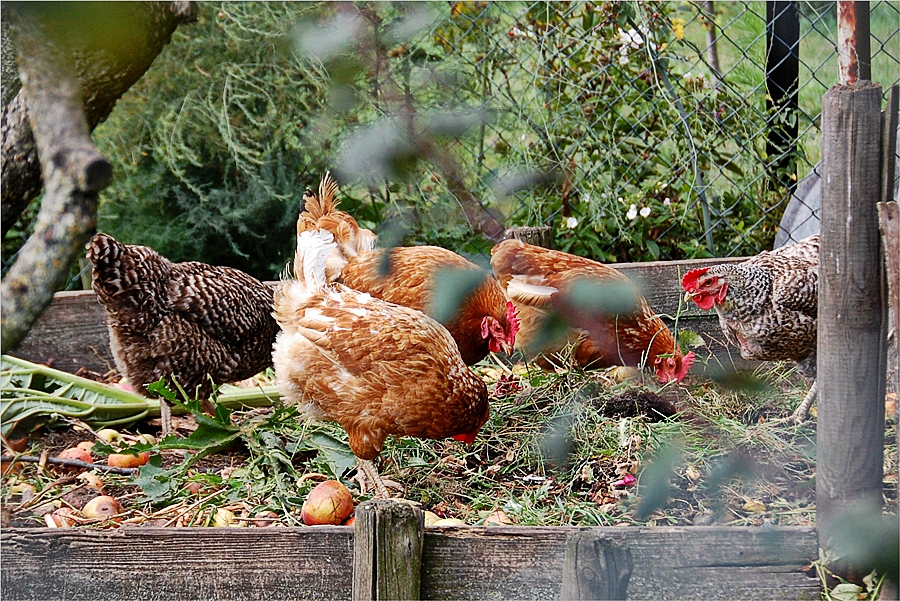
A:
[303,431,357,478]
[677,330,706,349]
[829,584,864,601]
[132,454,184,504]
[427,267,489,325]
[157,408,241,464]
[0,355,280,438]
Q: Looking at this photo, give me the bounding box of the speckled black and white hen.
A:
[681,234,819,422]
[87,233,278,432]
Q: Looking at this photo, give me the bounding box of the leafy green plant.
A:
[0,355,278,438]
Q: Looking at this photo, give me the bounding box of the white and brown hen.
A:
[682,234,819,422]
[272,227,490,497]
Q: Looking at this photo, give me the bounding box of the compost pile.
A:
[2,358,896,530]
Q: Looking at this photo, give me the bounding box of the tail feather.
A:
[298,173,377,262]
[292,230,337,293]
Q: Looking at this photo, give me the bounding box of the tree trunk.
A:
[1,2,196,354]
[2,1,196,236]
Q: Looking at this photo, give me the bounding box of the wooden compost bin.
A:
[2,256,825,601]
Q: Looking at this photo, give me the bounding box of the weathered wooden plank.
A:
[817,81,887,548]
[0,527,355,601]
[12,290,115,375]
[353,500,424,601]
[420,526,820,601]
[1,526,819,601]
[11,257,754,376]
[560,530,632,600]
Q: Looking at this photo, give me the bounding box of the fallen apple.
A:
[81,495,122,520]
[423,511,441,526]
[212,508,235,527]
[431,518,466,527]
[301,480,354,526]
[76,441,95,454]
[107,452,150,468]
[50,507,78,527]
[251,511,280,527]
[55,447,94,473]
[96,429,120,444]
[77,471,104,491]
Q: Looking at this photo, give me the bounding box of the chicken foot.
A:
[160,399,173,438]
[789,380,818,424]
[355,459,405,499]
[772,380,818,425]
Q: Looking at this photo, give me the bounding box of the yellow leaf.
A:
[742,500,767,513]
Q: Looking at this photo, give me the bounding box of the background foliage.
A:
[4,1,897,283]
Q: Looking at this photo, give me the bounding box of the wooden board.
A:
[0,527,355,601]
[421,526,820,600]
[0,526,820,601]
[9,257,754,375]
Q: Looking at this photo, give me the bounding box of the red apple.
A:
[55,447,94,473]
[107,452,149,468]
[301,480,354,526]
[81,495,122,520]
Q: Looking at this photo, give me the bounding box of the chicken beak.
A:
[683,291,695,303]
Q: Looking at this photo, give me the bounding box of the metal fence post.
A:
[766,1,800,191]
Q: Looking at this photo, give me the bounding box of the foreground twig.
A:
[1,454,139,475]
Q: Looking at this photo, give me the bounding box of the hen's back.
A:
[87,234,278,398]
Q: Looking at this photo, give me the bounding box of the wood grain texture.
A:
[560,530,632,600]
[879,200,899,398]
[2,526,819,601]
[11,258,756,376]
[0,527,355,601]
[420,525,820,601]
[818,81,888,540]
[353,500,424,601]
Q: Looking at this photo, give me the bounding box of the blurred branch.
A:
[0,2,196,354]
[1,2,197,236]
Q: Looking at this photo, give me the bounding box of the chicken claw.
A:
[355,460,405,499]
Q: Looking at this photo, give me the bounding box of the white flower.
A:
[626,204,638,220]
[566,216,579,229]
[683,72,692,80]
[618,54,630,65]
[618,196,624,203]
[663,197,671,206]
[582,193,591,204]
[520,134,527,142]
[640,206,651,218]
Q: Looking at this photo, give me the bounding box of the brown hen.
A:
[87,233,278,432]
[491,239,694,384]
[273,228,489,497]
[298,173,518,365]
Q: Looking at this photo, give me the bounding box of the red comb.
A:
[506,301,520,345]
[681,267,709,291]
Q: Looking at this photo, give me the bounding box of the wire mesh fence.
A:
[2,1,899,290]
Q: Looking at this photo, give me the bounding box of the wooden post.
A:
[878,85,899,406]
[560,530,633,600]
[352,500,424,601]
[817,81,887,556]
[502,226,553,249]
